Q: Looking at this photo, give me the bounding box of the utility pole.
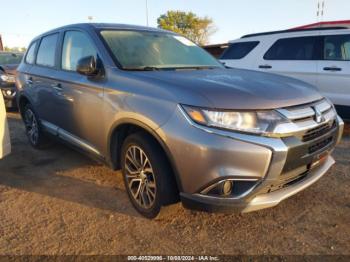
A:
[145,0,149,26]
[317,0,325,22]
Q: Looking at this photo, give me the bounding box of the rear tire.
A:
[23,104,50,149]
[121,132,178,219]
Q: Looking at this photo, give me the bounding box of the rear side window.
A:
[221,41,259,59]
[25,41,37,64]
[324,34,350,61]
[61,31,97,71]
[264,36,320,60]
[36,33,58,67]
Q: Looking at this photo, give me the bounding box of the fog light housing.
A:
[201,179,259,198]
[221,180,233,196]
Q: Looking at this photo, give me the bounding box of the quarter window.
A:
[264,36,320,60]
[324,34,350,61]
[25,41,37,64]
[61,31,97,71]
[221,41,259,59]
[36,34,59,67]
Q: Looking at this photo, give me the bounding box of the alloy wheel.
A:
[24,109,39,145]
[124,145,157,209]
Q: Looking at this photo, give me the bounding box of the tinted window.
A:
[221,41,259,59]
[36,34,58,67]
[324,34,350,61]
[25,42,37,64]
[61,31,97,71]
[264,36,320,60]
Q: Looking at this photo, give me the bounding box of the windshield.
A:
[0,53,23,65]
[100,30,223,70]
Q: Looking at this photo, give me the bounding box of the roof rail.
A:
[241,27,347,39]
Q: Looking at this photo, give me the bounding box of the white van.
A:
[221,27,350,119]
[0,93,11,159]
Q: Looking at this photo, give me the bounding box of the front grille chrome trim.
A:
[273,99,337,139]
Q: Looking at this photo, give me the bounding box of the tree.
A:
[157,11,216,45]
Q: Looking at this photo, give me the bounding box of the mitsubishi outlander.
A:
[16,24,344,218]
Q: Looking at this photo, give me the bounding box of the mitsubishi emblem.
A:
[313,107,325,123]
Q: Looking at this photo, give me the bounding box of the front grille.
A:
[302,121,336,142]
[308,136,333,154]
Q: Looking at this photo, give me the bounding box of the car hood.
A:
[135,68,322,110]
[0,64,18,75]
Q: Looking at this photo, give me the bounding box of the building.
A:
[292,20,350,29]
[202,43,229,58]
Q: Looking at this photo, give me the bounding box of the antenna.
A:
[145,0,149,26]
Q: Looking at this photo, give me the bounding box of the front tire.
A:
[121,133,178,218]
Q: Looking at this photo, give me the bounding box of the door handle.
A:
[323,66,342,72]
[52,83,63,91]
[259,65,272,69]
[26,77,33,85]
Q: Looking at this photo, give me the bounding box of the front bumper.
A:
[181,155,335,213]
[159,105,344,213]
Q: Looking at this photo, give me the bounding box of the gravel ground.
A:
[0,113,349,255]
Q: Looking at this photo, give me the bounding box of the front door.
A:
[317,33,350,111]
[55,30,105,155]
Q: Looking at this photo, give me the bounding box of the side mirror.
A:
[76,56,101,76]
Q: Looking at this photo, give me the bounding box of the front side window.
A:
[324,34,350,61]
[25,41,37,64]
[61,31,97,71]
[100,30,223,70]
[264,36,320,60]
[221,41,259,59]
[36,33,58,67]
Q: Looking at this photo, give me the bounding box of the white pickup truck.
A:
[0,94,10,159]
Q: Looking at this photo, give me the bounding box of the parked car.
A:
[0,92,11,159]
[16,23,344,218]
[0,51,23,109]
[220,27,350,120]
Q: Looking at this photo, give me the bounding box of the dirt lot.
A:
[0,113,349,255]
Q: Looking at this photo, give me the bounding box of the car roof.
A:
[241,27,348,39]
[31,23,173,41]
[227,27,350,43]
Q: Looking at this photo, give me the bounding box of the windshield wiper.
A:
[122,65,221,71]
[122,66,162,71]
[171,66,220,70]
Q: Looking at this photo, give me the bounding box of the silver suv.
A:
[16,23,344,218]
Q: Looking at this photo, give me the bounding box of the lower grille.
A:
[308,137,333,154]
[302,121,336,142]
[266,172,309,193]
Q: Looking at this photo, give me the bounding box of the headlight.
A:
[0,74,9,82]
[181,105,287,135]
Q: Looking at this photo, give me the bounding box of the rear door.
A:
[257,35,321,86]
[29,33,61,125]
[317,33,350,109]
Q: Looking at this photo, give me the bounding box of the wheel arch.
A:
[108,118,183,192]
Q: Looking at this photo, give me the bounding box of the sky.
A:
[0,0,349,47]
